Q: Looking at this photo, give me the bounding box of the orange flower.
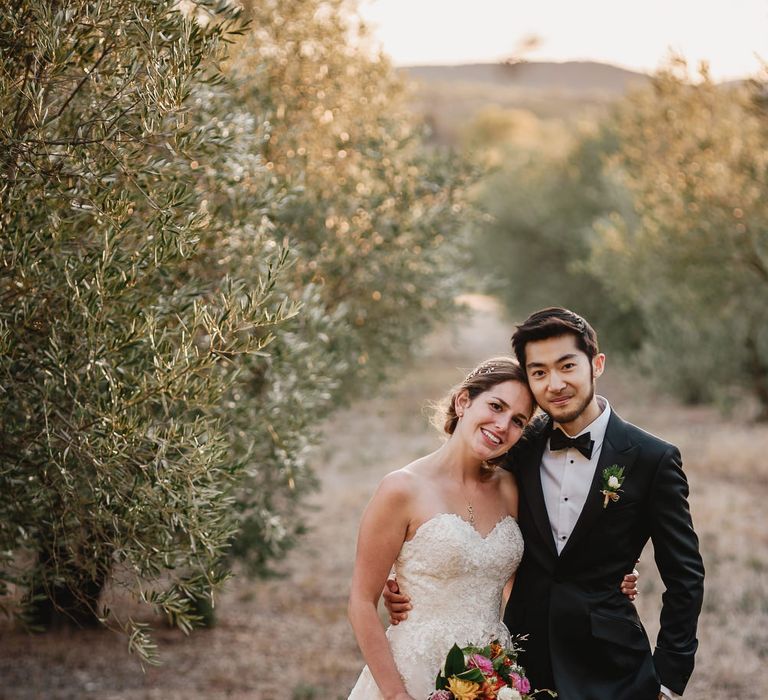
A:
[481,672,505,697]
[489,642,504,660]
[447,677,482,700]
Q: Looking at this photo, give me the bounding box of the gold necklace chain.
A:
[463,479,479,525]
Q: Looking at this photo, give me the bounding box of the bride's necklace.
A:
[461,478,480,526]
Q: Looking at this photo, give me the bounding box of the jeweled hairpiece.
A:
[466,365,498,380]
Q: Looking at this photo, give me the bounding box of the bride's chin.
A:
[475,445,504,461]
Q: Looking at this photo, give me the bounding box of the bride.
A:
[347,357,637,699]
[347,357,533,699]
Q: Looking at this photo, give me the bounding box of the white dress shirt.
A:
[541,396,611,554]
[660,689,681,699]
[540,396,682,699]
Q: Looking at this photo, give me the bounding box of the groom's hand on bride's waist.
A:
[621,567,639,601]
[382,578,411,625]
[381,566,638,626]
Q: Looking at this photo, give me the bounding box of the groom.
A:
[502,307,704,699]
[386,307,704,699]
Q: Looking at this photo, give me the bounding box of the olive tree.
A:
[0,0,297,661]
[592,60,768,417]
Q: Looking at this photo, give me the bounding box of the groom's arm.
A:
[648,444,705,696]
[383,564,639,626]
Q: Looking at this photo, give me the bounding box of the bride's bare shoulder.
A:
[376,455,434,498]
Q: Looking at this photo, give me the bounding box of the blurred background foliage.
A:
[459,58,768,419]
[592,60,768,417]
[1,0,766,663]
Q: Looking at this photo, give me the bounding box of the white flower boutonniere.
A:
[600,465,625,508]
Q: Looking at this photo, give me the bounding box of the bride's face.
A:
[455,380,534,460]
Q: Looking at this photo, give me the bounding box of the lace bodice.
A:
[348,513,524,699]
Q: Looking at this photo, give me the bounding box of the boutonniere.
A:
[600,465,625,508]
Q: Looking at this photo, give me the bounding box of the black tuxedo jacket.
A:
[503,410,704,700]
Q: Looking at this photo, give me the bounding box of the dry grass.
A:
[1,295,766,699]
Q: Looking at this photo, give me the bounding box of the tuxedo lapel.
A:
[559,410,639,559]
[517,419,558,559]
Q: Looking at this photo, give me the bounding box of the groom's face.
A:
[523,333,605,427]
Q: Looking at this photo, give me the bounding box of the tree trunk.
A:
[745,328,768,422]
[23,545,108,630]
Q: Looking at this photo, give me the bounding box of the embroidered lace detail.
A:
[348,513,524,699]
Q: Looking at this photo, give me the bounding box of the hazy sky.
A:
[358,0,768,80]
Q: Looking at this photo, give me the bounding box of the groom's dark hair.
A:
[511,307,599,368]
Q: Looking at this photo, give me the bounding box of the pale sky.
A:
[358,0,768,81]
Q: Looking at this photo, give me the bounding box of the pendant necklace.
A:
[463,479,479,526]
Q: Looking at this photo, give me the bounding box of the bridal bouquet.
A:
[428,638,556,700]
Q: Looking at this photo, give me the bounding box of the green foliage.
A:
[217,0,475,574]
[471,126,643,354]
[231,0,474,391]
[0,0,291,661]
[470,58,768,419]
[591,59,768,417]
[442,643,466,682]
[0,0,473,660]
[180,80,345,577]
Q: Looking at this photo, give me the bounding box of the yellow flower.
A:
[447,677,482,700]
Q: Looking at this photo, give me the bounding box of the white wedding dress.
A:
[348,512,524,699]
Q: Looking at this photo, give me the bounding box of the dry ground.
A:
[1,295,767,699]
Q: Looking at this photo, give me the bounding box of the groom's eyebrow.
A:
[526,352,579,368]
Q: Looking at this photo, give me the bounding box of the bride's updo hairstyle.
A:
[432,357,533,469]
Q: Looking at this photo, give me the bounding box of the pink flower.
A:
[429,691,453,700]
[510,673,531,694]
[466,653,494,674]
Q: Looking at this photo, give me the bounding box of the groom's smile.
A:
[549,394,573,407]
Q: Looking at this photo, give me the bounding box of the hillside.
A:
[399,61,650,143]
[402,61,649,94]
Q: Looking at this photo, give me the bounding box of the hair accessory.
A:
[466,364,498,380]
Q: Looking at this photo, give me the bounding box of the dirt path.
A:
[1,296,767,699]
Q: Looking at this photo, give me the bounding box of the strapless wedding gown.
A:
[348,512,524,699]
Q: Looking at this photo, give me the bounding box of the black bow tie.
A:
[549,428,594,459]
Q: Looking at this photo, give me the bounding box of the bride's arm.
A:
[501,572,516,614]
[348,470,415,700]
